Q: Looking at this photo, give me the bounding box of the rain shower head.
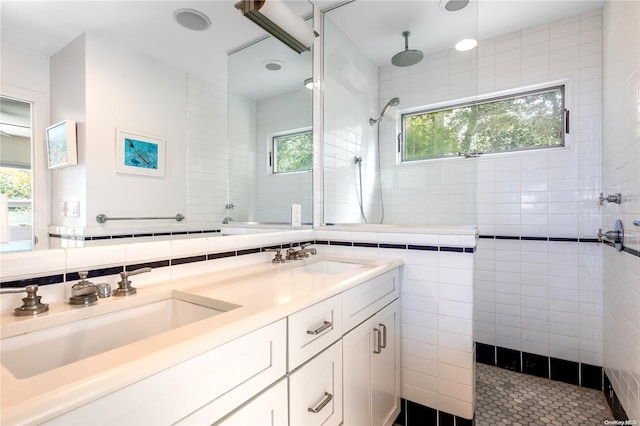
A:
[369,97,400,126]
[391,31,423,67]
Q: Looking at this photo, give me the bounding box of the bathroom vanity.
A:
[0,255,402,425]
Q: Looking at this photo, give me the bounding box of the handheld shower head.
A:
[369,97,400,126]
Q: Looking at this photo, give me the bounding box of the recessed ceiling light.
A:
[264,60,283,71]
[455,38,477,51]
[174,8,211,31]
[440,0,470,12]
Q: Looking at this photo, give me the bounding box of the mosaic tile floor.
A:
[476,363,613,426]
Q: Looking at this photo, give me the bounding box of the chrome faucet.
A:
[113,267,152,296]
[69,272,111,306]
[286,243,317,260]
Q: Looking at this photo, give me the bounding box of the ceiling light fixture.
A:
[234,0,317,54]
[304,78,313,89]
[455,38,477,51]
[174,8,211,31]
[439,0,470,12]
[264,60,283,71]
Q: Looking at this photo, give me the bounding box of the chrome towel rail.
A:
[96,214,185,224]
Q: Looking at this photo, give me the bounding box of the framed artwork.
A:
[46,120,77,169]
[115,129,165,177]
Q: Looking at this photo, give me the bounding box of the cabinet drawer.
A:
[342,268,399,333]
[288,294,342,370]
[46,319,287,426]
[289,341,343,426]
[215,378,288,426]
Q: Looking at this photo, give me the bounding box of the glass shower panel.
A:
[323,1,478,226]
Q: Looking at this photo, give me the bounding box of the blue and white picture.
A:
[116,130,165,177]
[124,138,158,170]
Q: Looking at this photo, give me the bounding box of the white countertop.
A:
[0,254,403,425]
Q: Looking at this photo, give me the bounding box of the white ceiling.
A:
[1,0,604,101]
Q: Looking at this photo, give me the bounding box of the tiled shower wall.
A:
[467,11,606,369]
[323,16,380,224]
[602,0,640,420]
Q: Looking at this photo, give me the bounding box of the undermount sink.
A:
[1,294,237,379]
[291,260,366,275]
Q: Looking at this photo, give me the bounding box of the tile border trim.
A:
[1,238,474,288]
[48,229,222,242]
[395,398,474,426]
[475,342,603,391]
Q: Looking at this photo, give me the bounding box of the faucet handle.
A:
[265,248,285,263]
[114,267,152,297]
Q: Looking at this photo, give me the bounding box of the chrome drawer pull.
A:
[307,321,332,335]
[379,323,387,349]
[373,328,382,354]
[308,392,333,413]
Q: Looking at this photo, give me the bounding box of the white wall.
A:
[256,88,312,224]
[48,32,227,237]
[471,10,605,367]
[602,0,640,420]
[228,92,257,223]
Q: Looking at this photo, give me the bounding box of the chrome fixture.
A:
[599,192,622,205]
[0,285,49,316]
[598,219,624,252]
[113,267,152,297]
[286,243,317,260]
[634,220,640,226]
[265,247,286,263]
[173,8,211,31]
[96,213,185,224]
[234,0,317,54]
[391,32,423,67]
[69,272,111,305]
[226,203,235,210]
[369,98,400,126]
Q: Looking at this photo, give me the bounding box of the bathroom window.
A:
[271,129,313,174]
[400,85,566,161]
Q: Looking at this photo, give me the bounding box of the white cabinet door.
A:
[216,379,288,426]
[371,300,400,426]
[289,341,343,426]
[343,300,400,426]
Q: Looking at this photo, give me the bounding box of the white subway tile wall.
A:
[466,11,606,369]
[602,0,640,421]
[186,76,228,228]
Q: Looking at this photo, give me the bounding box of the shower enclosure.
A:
[322,1,479,226]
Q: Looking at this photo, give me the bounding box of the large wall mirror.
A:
[227,17,313,226]
[1,1,313,253]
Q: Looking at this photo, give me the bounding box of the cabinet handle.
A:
[308,392,333,413]
[307,320,333,335]
[373,328,382,354]
[379,323,387,349]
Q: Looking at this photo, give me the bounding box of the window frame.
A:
[399,84,567,163]
[270,127,313,175]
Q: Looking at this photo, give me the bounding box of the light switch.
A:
[70,201,80,217]
[60,201,68,217]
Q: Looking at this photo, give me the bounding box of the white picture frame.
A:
[46,120,77,169]
[115,129,165,177]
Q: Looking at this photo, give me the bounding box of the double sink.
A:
[0,259,366,380]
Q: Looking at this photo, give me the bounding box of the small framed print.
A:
[115,129,165,177]
[46,120,77,169]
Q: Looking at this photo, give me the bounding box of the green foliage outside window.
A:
[403,86,564,161]
[273,130,313,174]
[0,167,32,225]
